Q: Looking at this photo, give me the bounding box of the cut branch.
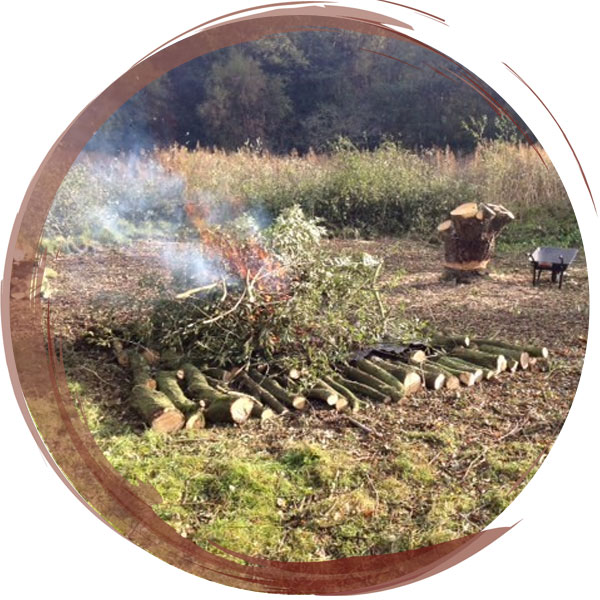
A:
[130,384,185,433]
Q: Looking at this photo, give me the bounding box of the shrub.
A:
[43,138,577,251]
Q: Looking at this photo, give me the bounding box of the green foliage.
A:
[140,206,392,373]
[44,136,577,255]
[86,29,517,154]
[197,49,292,150]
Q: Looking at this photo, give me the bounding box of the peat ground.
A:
[45,238,588,561]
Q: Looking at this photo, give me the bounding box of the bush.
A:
[43,138,577,250]
[133,206,407,374]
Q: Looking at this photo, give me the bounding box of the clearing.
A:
[46,238,588,561]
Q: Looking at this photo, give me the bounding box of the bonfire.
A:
[112,204,549,433]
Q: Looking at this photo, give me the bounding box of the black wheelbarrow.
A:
[528,246,578,289]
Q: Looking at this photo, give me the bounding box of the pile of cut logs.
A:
[114,335,549,434]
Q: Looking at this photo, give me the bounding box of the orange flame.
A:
[185,203,288,296]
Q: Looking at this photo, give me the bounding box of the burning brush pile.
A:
[112,204,549,433]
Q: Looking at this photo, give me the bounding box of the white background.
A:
[1,1,598,598]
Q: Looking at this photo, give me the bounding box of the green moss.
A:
[70,372,552,562]
[405,426,458,450]
[279,442,364,491]
[484,442,540,483]
[388,443,435,486]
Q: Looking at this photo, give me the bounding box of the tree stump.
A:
[437,202,514,282]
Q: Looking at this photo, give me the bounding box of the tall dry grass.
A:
[155,139,576,246]
[46,139,578,249]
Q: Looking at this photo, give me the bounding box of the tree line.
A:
[88,29,529,155]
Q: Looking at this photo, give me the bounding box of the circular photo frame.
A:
[2,1,593,595]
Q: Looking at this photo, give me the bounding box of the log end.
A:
[231,398,255,424]
[409,350,427,364]
[404,372,422,394]
[445,375,461,390]
[292,396,308,411]
[450,202,479,218]
[458,372,476,386]
[437,219,452,233]
[335,397,350,412]
[185,411,206,430]
[152,410,186,434]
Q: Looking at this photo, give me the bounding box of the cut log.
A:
[130,384,185,433]
[128,350,156,390]
[419,362,461,390]
[430,334,470,348]
[315,379,351,412]
[437,220,452,233]
[204,396,254,425]
[449,348,507,373]
[250,406,275,422]
[155,370,197,415]
[185,411,206,430]
[260,408,276,421]
[506,359,519,373]
[408,349,427,364]
[238,372,287,414]
[434,363,477,386]
[440,356,496,380]
[450,202,479,219]
[474,344,529,369]
[322,376,361,412]
[370,357,422,394]
[332,375,391,403]
[470,338,548,360]
[334,396,350,412]
[421,370,445,390]
[249,369,307,410]
[307,387,338,406]
[440,202,514,281]
[436,356,484,382]
[249,401,275,421]
[288,368,302,380]
[354,359,407,392]
[181,363,239,406]
[341,365,405,402]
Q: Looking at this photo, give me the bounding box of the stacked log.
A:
[249,369,307,410]
[341,365,405,402]
[155,370,197,415]
[322,376,361,412]
[116,332,550,434]
[437,202,515,282]
[129,385,185,433]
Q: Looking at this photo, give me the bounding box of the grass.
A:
[72,376,544,561]
[43,138,579,253]
[53,237,584,563]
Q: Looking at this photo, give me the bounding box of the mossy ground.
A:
[71,374,563,561]
[58,239,586,562]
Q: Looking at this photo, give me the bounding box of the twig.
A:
[175,281,222,299]
[75,365,121,389]
[497,413,532,442]
[201,287,247,325]
[461,448,488,482]
[344,414,382,438]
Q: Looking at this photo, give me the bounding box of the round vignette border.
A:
[0,2,592,595]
